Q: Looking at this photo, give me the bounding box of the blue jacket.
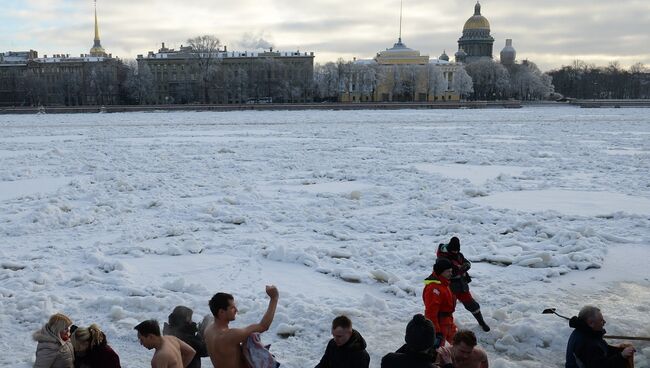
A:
[565,316,626,368]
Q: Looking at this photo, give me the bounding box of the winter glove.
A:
[460,261,471,272]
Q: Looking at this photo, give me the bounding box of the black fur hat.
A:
[434,258,453,275]
[448,236,460,252]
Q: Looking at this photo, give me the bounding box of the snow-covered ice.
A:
[1,107,649,367]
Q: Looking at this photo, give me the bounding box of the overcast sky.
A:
[1,0,649,71]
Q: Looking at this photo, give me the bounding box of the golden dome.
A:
[463,2,490,31]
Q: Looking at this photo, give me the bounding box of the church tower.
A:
[457,1,494,63]
[89,0,107,57]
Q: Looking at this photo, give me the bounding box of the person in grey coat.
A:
[33,313,75,368]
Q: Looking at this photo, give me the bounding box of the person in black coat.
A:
[163,306,208,368]
[565,305,635,368]
[315,315,370,368]
[381,314,452,368]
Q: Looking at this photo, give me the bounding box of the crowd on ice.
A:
[31,237,637,368]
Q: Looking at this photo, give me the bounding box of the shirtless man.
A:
[135,319,196,368]
[204,285,279,368]
[436,330,488,368]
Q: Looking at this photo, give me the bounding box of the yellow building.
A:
[341,38,461,102]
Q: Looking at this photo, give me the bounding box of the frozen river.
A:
[1,107,649,367]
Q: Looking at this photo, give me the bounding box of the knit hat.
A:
[405,314,435,351]
[448,237,460,252]
[434,258,453,275]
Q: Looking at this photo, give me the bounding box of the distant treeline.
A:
[547,61,650,99]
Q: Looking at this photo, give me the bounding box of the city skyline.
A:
[1,0,649,71]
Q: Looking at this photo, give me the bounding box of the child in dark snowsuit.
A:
[437,237,490,332]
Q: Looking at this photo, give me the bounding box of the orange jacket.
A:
[422,274,456,333]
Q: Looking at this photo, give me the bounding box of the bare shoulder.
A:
[473,346,488,360]
[163,335,182,347]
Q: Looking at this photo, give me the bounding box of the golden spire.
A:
[94,0,100,42]
[90,0,107,56]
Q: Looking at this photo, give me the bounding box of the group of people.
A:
[32,236,638,368]
[313,313,488,368]
[32,313,120,368]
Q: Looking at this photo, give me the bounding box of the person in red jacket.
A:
[423,258,457,346]
[437,237,490,332]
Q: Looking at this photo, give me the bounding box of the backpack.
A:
[242,332,280,368]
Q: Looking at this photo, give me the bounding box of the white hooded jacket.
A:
[32,325,74,368]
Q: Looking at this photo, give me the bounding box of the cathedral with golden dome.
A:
[456,1,494,63]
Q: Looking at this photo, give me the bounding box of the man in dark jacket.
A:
[565,305,635,368]
[437,236,490,332]
[315,315,370,368]
[381,314,453,368]
[163,306,208,368]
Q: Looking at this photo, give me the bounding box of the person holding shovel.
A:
[565,305,635,368]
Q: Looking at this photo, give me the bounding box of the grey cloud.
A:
[1,0,648,71]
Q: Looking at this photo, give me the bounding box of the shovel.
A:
[542,308,650,342]
[542,308,570,320]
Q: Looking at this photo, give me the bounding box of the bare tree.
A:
[187,35,221,103]
[125,60,154,104]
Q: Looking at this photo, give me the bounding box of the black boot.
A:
[473,311,490,332]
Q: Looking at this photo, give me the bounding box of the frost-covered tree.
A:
[506,61,553,100]
[464,59,510,100]
[452,66,474,99]
[125,61,154,105]
[353,62,378,99]
[313,62,341,101]
[427,64,446,100]
[399,65,419,101]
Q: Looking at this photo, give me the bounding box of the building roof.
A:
[375,39,429,65]
[463,2,490,31]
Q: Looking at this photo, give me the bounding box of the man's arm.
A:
[228,285,280,344]
[178,339,196,368]
[314,341,332,368]
[423,286,442,332]
[576,342,626,368]
[33,345,58,368]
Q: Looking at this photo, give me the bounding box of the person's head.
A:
[579,305,605,332]
[331,315,353,347]
[405,314,435,352]
[433,258,453,279]
[47,313,73,342]
[72,324,106,353]
[168,305,193,326]
[451,330,477,361]
[209,293,236,321]
[448,237,460,252]
[134,320,161,350]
